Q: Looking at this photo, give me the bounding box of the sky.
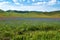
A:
[0,0,60,12]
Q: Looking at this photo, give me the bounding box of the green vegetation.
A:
[0,20,60,40]
[0,9,60,18]
[0,9,60,40]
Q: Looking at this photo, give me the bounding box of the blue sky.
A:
[0,0,60,12]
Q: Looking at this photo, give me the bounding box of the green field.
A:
[0,10,60,40]
[0,20,60,40]
[0,10,60,18]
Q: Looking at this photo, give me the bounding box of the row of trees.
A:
[0,9,60,14]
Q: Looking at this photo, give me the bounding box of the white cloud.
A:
[12,0,24,5]
[33,2,46,5]
[48,0,57,5]
[13,0,17,3]
[0,2,9,5]
[12,0,57,5]
[0,0,60,11]
[0,2,9,7]
[32,0,57,6]
[0,2,46,11]
[0,1,46,11]
[9,5,46,11]
[15,3,20,5]
[0,2,11,10]
[32,0,35,2]
[13,0,20,5]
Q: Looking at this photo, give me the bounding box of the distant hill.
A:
[0,9,60,18]
[0,9,60,13]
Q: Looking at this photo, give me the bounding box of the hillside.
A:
[0,9,60,18]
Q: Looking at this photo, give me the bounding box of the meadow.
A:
[0,20,60,40]
[0,10,60,18]
[0,10,60,40]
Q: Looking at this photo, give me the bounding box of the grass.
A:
[0,11,60,18]
[0,9,60,40]
[0,20,60,40]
